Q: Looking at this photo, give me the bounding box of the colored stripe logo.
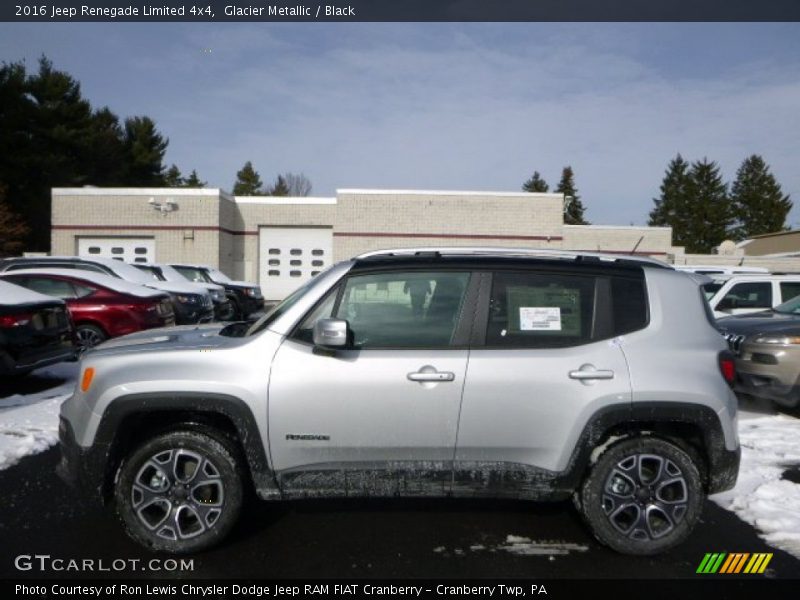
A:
[696,553,773,574]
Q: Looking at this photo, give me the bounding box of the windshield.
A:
[206,267,232,283]
[131,264,165,281]
[173,266,212,284]
[702,282,723,300]
[242,283,311,337]
[158,264,191,283]
[774,295,800,314]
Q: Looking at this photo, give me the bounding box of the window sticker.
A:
[520,307,562,331]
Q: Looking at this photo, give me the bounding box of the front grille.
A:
[725,333,745,354]
[204,295,212,308]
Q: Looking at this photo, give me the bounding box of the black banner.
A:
[3,0,800,22]
[5,579,800,600]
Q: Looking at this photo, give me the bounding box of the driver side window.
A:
[293,271,470,348]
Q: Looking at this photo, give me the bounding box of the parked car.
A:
[717,295,800,408]
[1,269,175,351]
[169,263,264,319]
[706,273,800,318]
[0,257,213,325]
[0,279,77,376]
[131,263,233,321]
[58,247,739,556]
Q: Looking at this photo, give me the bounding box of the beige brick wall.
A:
[563,225,674,256]
[332,191,564,261]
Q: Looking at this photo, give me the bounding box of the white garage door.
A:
[259,227,333,300]
[77,238,155,264]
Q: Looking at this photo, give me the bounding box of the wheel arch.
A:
[560,402,738,495]
[94,393,279,504]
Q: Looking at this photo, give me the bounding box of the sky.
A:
[1,22,799,227]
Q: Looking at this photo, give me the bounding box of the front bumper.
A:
[172,301,214,325]
[213,298,235,321]
[735,342,800,408]
[56,417,110,505]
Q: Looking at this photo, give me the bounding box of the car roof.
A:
[0,268,165,298]
[354,247,672,269]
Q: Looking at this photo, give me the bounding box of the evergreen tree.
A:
[683,158,733,254]
[164,164,184,187]
[270,174,290,196]
[522,171,549,193]
[0,184,30,256]
[730,155,791,240]
[555,166,588,225]
[232,161,265,195]
[183,169,206,188]
[122,116,168,186]
[648,154,694,251]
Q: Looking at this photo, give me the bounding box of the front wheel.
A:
[75,324,107,352]
[578,436,704,555]
[115,430,243,553]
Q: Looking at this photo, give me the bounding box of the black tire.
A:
[75,324,107,351]
[115,430,243,554]
[229,298,243,321]
[578,436,704,555]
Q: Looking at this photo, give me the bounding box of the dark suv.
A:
[58,248,739,555]
[169,263,264,319]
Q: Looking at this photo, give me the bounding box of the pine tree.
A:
[270,175,290,196]
[183,169,206,188]
[683,158,733,254]
[123,116,168,186]
[0,184,30,256]
[164,164,184,187]
[232,161,265,195]
[522,171,549,193]
[555,166,588,225]
[730,155,791,240]
[649,154,691,231]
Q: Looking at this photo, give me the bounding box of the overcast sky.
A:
[1,23,799,226]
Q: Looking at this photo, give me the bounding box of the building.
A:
[51,187,677,300]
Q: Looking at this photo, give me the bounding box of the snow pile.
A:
[498,536,589,556]
[712,415,800,559]
[0,363,77,470]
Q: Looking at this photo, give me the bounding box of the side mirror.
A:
[313,318,349,348]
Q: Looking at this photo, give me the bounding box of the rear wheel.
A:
[75,324,106,351]
[115,430,243,553]
[579,436,704,555]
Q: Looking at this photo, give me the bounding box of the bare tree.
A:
[282,172,313,197]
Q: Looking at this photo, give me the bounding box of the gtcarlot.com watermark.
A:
[14,554,194,573]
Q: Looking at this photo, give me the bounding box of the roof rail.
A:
[355,247,672,268]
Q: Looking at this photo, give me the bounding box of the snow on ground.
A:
[712,411,800,559]
[0,362,77,470]
[1,362,800,561]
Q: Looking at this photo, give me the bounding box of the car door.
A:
[713,280,773,317]
[453,269,635,496]
[268,269,473,497]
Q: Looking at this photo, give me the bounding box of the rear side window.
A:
[486,272,595,348]
[780,281,800,303]
[719,282,772,310]
[22,277,77,299]
[610,277,648,336]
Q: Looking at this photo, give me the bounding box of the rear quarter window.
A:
[610,277,648,336]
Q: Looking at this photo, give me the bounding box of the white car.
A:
[707,273,800,318]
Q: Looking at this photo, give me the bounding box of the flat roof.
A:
[337,188,562,199]
[53,187,221,197]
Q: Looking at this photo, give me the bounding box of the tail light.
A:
[719,351,736,387]
[0,313,32,328]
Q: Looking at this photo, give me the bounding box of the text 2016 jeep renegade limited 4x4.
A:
[57,248,740,555]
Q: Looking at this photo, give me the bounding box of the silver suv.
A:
[57,248,740,555]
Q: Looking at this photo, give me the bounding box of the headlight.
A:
[244,288,257,297]
[753,335,800,345]
[176,294,201,305]
[211,290,223,301]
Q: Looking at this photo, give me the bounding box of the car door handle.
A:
[407,371,455,382]
[568,368,615,380]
